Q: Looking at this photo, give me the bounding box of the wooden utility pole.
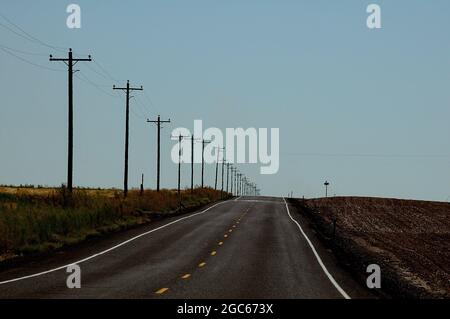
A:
[49,48,91,193]
[237,173,241,196]
[214,147,224,191]
[221,159,226,198]
[147,115,171,192]
[230,167,235,195]
[172,134,188,198]
[201,139,211,188]
[324,181,330,198]
[113,80,143,197]
[226,163,231,194]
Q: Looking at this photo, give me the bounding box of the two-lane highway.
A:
[0,197,373,298]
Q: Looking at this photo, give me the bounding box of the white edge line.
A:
[234,196,242,201]
[0,200,230,285]
[282,197,351,299]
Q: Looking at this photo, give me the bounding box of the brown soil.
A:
[293,197,450,298]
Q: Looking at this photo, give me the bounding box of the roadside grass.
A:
[0,186,228,261]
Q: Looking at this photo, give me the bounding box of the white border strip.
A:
[283,197,351,299]
[0,200,229,285]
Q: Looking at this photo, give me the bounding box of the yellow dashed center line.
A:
[155,287,169,294]
[157,210,252,294]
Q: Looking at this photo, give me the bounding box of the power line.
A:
[73,72,145,120]
[93,59,121,83]
[0,12,67,52]
[0,43,48,56]
[0,46,64,72]
[143,90,160,114]
[73,73,146,120]
[134,95,153,118]
[136,94,156,115]
[84,62,115,82]
[0,20,40,45]
[75,73,118,99]
[0,14,120,85]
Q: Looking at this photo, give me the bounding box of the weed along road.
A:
[0,197,373,299]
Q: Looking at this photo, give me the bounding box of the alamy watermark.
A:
[65,4,382,30]
[66,264,81,289]
[366,264,381,289]
[66,4,81,29]
[367,4,382,29]
[171,120,279,175]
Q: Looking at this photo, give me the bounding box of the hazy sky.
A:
[0,1,449,201]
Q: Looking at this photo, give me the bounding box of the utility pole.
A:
[221,159,226,198]
[214,149,219,190]
[239,174,244,196]
[172,134,188,203]
[140,173,144,196]
[147,115,171,192]
[230,167,235,195]
[237,173,241,196]
[201,139,211,188]
[189,136,202,193]
[178,135,182,196]
[239,174,241,196]
[226,163,231,194]
[49,48,91,194]
[113,80,143,197]
[324,181,330,198]
[214,147,224,191]
[235,171,239,196]
[191,136,194,193]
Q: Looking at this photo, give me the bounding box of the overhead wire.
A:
[0,11,157,122]
[0,11,68,52]
[0,43,48,56]
[0,46,64,72]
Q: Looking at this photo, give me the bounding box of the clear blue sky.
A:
[0,1,449,201]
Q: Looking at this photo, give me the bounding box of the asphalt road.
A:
[0,197,374,299]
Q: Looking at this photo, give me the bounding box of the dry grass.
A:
[0,186,227,261]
